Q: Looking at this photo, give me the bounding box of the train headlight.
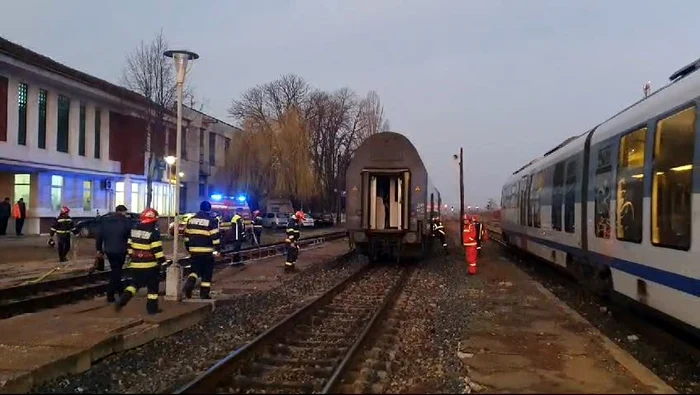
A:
[404,232,417,243]
[353,232,367,242]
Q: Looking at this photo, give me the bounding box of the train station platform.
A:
[452,233,675,393]
[0,296,214,393]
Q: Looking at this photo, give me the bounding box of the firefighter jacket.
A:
[218,215,232,232]
[432,221,446,236]
[229,214,244,241]
[50,213,75,238]
[95,212,133,254]
[253,215,263,230]
[127,223,165,269]
[184,211,221,254]
[462,224,477,247]
[286,217,301,242]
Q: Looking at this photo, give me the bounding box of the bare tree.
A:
[121,30,178,208]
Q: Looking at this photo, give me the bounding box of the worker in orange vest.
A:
[462,215,478,275]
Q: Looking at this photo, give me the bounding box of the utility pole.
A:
[458,148,465,237]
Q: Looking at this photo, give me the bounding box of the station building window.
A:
[652,107,696,250]
[57,95,70,153]
[115,182,125,207]
[17,83,28,146]
[94,109,101,159]
[83,181,92,211]
[50,175,63,210]
[131,183,143,213]
[78,103,86,156]
[616,127,647,243]
[38,89,47,149]
[13,174,30,207]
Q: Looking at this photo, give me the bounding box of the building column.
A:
[101,109,110,163]
[26,84,39,149]
[46,90,58,152]
[5,77,19,146]
[69,99,80,156]
[85,103,96,158]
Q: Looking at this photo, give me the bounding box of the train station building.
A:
[0,36,238,234]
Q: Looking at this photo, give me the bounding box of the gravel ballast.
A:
[34,254,366,394]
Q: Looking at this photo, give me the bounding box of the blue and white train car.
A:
[500,58,700,333]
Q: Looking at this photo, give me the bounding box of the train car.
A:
[500,57,700,335]
[346,131,442,262]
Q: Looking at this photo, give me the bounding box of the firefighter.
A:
[462,215,478,275]
[116,208,164,314]
[183,201,221,299]
[284,211,304,270]
[252,210,263,246]
[229,209,244,265]
[217,213,232,243]
[473,215,485,257]
[50,206,77,262]
[432,216,448,253]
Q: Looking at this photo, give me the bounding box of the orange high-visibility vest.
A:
[462,224,477,247]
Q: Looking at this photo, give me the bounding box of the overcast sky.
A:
[2,0,698,207]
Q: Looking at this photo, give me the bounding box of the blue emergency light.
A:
[210,194,223,201]
[237,195,246,202]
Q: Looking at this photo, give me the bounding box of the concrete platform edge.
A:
[530,281,677,394]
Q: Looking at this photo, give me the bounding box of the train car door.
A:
[369,175,378,229]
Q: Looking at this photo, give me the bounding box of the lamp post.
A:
[163,49,199,301]
[164,155,177,231]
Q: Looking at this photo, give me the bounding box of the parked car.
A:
[300,213,315,228]
[261,212,289,230]
[312,212,335,227]
[75,212,141,238]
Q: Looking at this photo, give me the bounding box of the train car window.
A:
[564,159,578,233]
[533,171,544,228]
[527,175,534,227]
[520,177,528,225]
[551,162,565,231]
[616,127,647,243]
[594,145,613,238]
[652,107,695,250]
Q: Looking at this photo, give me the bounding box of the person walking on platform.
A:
[462,215,478,275]
[95,205,132,303]
[50,206,77,262]
[432,216,448,253]
[228,209,244,265]
[13,198,27,236]
[252,210,263,246]
[116,208,164,314]
[0,197,10,236]
[183,201,221,299]
[284,211,304,271]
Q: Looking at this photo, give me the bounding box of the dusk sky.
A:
[2,0,698,207]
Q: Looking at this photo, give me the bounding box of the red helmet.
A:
[60,206,70,214]
[252,210,261,217]
[295,211,305,220]
[140,208,159,224]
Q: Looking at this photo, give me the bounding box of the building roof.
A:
[0,35,150,107]
[183,104,241,130]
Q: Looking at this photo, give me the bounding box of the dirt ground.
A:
[0,227,342,289]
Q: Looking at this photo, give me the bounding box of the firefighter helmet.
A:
[252,210,261,217]
[60,206,70,215]
[140,208,159,224]
[295,211,305,220]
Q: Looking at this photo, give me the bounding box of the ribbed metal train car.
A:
[346,132,441,262]
[500,57,700,335]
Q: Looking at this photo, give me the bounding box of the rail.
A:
[174,264,410,394]
[0,230,349,319]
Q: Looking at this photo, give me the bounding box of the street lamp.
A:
[164,156,177,234]
[454,149,465,237]
[163,49,199,301]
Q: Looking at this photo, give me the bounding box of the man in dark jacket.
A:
[95,205,133,303]
[0,197,10,236]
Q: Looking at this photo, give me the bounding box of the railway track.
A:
[0,230,348,319]
[174,263,411,394]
